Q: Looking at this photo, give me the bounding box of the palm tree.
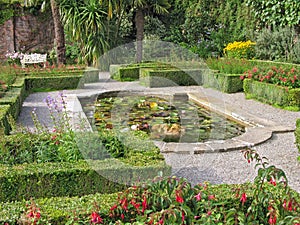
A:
[131,0,170,62]
[60,0,108,66]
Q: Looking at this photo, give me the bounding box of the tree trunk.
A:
[50,0,66,65]
[135,8,144,63]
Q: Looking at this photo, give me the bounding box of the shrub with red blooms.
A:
[240,66,300,89]
[95,149,299,224]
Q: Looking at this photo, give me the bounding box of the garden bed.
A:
[243,79,300,110]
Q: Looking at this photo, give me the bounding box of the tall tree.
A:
[60,0,108,66]
[131,0,170,62]
[50,0,66,65]
[24,0,66,65]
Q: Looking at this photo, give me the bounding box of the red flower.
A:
[120,198,128,211]
[142,196,147,213]
[208,195,215,200]
[269,177,276,186]
[110,204,117,211]
[182,211,185,222]
[240,193,247,205]
[158,218,164,224]
[175,190,184,204]
[121,213,125,220]
[268,215,277,225]
[194,192,201,201]
[207,211,212,216]
[283,199,287,209]
[288,200,293,211]
[91,212,103,224]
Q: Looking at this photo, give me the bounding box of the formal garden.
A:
[0,0,300,224]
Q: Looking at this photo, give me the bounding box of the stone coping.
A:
[66,89,295,154]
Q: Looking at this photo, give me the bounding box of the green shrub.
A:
[140,68,204,87]
[0,159,171,202]
[0,105,10,135]
[0,192,119,224]
[243,79,300,110]
[295,119,300,161]
[25,75,83,92]
[254,27,298,62]
[203,71,244,93]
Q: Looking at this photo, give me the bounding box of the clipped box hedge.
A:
[0,159,171,202]
[140,68,204,87]
[243,79,300,109]
[0,192,119,224]
[295,119,300,155]
[25,75,84,92]
[110,62,176,81]
[203,71,243,93]
[0,87,23,120]
[0,105,10,135]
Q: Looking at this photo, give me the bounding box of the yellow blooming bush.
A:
[223,40,256,59]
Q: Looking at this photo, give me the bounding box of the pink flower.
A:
[91,212,103,224]
[208,195,215,200]
[194,192,201,201]
[268,215,276,225]
[142,196,147,213]
[175,190,184,204]
[240,193,247,205]
[207,211,212,216]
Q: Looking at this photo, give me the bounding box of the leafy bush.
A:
[241,66,300,89]
[243,79,300,110]
[295,119,300,161]
[81,149,300,224]
[140,68,204,87]
[254,27,298,62]
[223,40,256,59]
[203,71,244,93]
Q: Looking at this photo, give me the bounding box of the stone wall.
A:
[0,12,54,61]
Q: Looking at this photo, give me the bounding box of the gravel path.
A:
[17,78,300,193]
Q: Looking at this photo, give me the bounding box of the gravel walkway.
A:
[17,76,300,193]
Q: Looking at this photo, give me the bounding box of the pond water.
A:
[90,92,245,143]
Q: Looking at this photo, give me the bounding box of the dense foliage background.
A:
[0,0,300,64]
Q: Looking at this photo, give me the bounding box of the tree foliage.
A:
[246,0,300,28]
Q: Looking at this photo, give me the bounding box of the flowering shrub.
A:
[241,66,300,88]
[223,40,256,59]
[71,149,299,224]
[5,51,24,65]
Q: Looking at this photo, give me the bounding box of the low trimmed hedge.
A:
[0,105,10,135]
[295,119,300,158]
[243,79,300,110]
[140,68,204,87]
[203,71,243,93]
[0,73,86,134]
[0,159,171,202]
[0,192,119,224]
[25,75,84,92]
[110,62,176,81]
[0,87,23,120]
